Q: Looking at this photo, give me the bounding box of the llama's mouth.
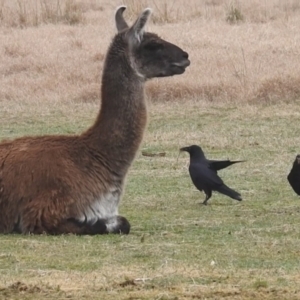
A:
[156,60,191,77]
[171,59,190,74]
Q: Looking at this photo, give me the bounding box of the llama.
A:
[0,6,190,235]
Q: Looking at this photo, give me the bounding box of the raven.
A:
[287,154,300,195]
[180,145,243,205]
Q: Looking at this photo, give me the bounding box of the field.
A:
[1,0,300,299]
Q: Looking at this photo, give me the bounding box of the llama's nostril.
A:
[183,52,189,59]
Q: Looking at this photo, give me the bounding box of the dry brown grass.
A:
[1,0,300,104]
[0,0,105,27]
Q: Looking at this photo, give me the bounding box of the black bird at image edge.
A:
[287,154,300,195]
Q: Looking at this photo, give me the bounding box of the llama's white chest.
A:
[80,188,121,224]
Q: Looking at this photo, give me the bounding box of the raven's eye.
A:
[144,42,163,51]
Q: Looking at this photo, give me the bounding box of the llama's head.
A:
[114,6,190,79]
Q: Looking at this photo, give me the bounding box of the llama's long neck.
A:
[83,46,147,174]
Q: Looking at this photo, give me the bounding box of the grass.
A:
[1,100,300,299]
[122,0,202,24]
[226,1,244,24]
[1,0,300,299]
[0,0,86,27]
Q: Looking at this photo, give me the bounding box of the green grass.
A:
[1,100,300,299]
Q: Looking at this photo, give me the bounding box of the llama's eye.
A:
[144,42,163,51]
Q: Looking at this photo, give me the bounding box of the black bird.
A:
[180,145,243,205]
[287,154,300,195]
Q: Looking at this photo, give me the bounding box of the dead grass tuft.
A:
[252,76,300,104]
[253,279,268,289]
[6,281,42,293]
[4,44,28,58]
[0,281,65,298]
[226,1,244,24]
[92,52,105,62]
[118,278,137,288]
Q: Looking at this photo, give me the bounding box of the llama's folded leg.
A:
[59,216,130,235]
[55,218,108,235]
[45,216,130,235]
[18,208,130,235]
[17,193,129,235]
[17,198,108,235]
[104,216,130,234]
[18,212,109,235]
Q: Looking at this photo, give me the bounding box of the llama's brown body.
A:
[0,6,190,234]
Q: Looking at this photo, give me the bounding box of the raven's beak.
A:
[180,147,188,152]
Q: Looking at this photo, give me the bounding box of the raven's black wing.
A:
[189,162,242,200]
[209,160,245,172]
[189,161,224,191]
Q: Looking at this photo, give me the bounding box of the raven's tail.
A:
[217,184,242,201]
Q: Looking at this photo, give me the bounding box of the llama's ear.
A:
[115,6,129,32]
[127,8,152,46]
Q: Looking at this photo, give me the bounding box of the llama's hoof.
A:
[106,216,130,234]
[116,216,131,234]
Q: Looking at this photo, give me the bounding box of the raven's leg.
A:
[202,190,212,205]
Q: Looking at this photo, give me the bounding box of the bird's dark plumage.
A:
[209,159,245,172]
[287,154,300,195]
[180,145,243,205]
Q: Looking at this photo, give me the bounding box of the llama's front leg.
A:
[84,189,130,234]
